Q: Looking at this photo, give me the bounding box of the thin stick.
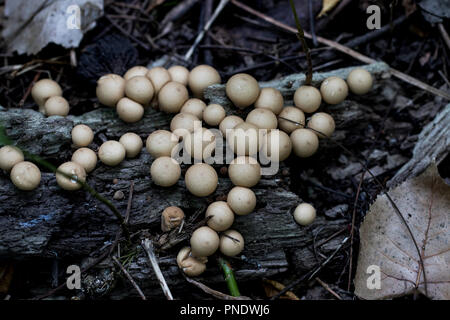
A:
[19,72,41,107]
[438,23,450,51]
[218,258,241,297]
[112,256,147,300]
[184,276,251,300]
[141,238,174,300]
[316,277,343,300]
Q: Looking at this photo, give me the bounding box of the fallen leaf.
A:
[263,279,300,300]
[354,164,450,300]
[317,0,341,18]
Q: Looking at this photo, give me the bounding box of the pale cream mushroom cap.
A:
[170,113,201,139]
[290,128,319,158]
[294,85,322,113]
[219,115,244,136]
[10,161,41,191]
[307,112,335,138]
[44,96,70,117]
[146,130,179,158]
[203,104,226,126]
[161,206,185,232]
[261,129,292,162]
[320,76,348,104]
[219,230,244,257]
[56,161,86,191]
[278,106,305,134]
[227,186,256,216]
[71,148,97,173]
[205,201,235,232]
[119,132,143,158]
[246,108,278,130]
[228,122,260,156]
[146,67,172,94]
[347,68,373,95]
[124,66,149,80]
[184,128,216,160]
[116,97,145,123]
[225,73,260,109]
[98,140,126,166]
[176,247,207,277]
[96,74,125,107]
[180,98,206,119]
[71,124,94,148]
[254,87,284,115]
[185,163,218,197]
[158,81,189,113]
[31,79,63,111]
[168,65,190,86]
[150,156,181,187]
[228,156,261,187]
[0,146,24,172]
[190,226,220,257]
[293,203,316,226]
[188,65,221,98]
[124,76,154,105]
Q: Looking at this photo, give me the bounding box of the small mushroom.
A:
[219,115,244,136]
[205,201,234,232]
[190,226,220,257]
[119,132,143,158]
[146,67,172,94]
[307,112,335,138]
[150,156,181,187]
[146,130,179,158]
[124,76,154,106]
[0,146,24,172]
[185,163,218,197]
[168,65,190,86]
[228,122,260,156]
[225,73,260,109]
[71,124,94,148]
[228,156,261,188]
[245,108,278,130]
[260,129,292,162]
[98,140,126,166]
[290,128,319,158]
[44,96,70,117]
[278,106,305,134]
[56,161,86,191]
[184,128,216,160]
[158,81,189,113]
[294,85,322,113]
[161,206,185,232]
[180,98,207,120]
[96,74,126,107]
[203,104,226,126]
[227,186,256,216]
[219,230,244,257]
[10,161,41,191]
[176,247,207,277]
[123,66,149,80]
[320,76,348,104]
[116,97,145,123]
[254,87,284,115]
[71,147,97,173]
[293,203,316,226]
[170,113,200,139]
[188,65,221,98]
[347,68,373,95]
[31,79,63,113]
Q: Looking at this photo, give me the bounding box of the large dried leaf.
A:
[354,164,450,300]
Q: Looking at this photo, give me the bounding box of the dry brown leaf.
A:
[263,279,300,300]
[317,0,341,18]
[354,164,450,300]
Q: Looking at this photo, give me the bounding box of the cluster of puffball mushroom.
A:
[31,78,70,117]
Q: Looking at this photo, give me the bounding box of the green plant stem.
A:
[218,257,241,297]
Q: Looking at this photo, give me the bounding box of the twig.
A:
[218,258,241,297]
[19,72,41,107]
[315,278,343,300]
[184,276,251,300]
[141,238,174,300]
[112,256,146,300]
[438,23,450,52]
[308,0,317,47]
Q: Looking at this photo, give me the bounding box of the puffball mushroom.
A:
[190,226,220,257]
[294,85,322,113]
[227,186,256,216]
[0,146,24,172]
[31,79,63,113]
[278,106,305,134]
[158,81,189,113]
[44,96,70,117]
[71,124,94,148]
[56,161,87,191]
[347,68,373,95]
[180,98,206,120]
[170,113,200,139]
[185,163,218,197]
[119,132,143,158]
[246,108,278,130]
[177,247,207,276]
[261,129,292,162]
[307,112,335,138]
[219,230,244,257]
[219,115,244,136]
[228,156,261,188]
[150,156,181,187]
[228,122,261,156]
[71,148,97,173]
[147,67,172,94]
[225,73,260,109]
[188,64,221,98]
[123,66,148,80]
[254,87,284,115]
[184,128,216,160]
[205,201,235,232]
[10,161,41,191]
[293,203,316,226]
[203,104,226,126]
[116,97,144,123]
[146,130,179,158]
[320,76,348,104]
[124,76,154,106]
[168,65,190,86]
[290,128,319,158]
[161,206,185,232]
[98,140,126,166]
[96,74,126,107]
